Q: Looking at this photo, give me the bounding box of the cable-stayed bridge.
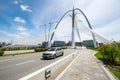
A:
[13,8,111,48]
[0,8,115,80]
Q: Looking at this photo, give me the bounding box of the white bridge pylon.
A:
[49,8,111,48]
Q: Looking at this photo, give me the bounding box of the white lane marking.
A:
[0,60,35,70]
[92,53,117,80]
[101,65,117,80]
[0,57,22,63]
[19,50,80,80]
[55,50,82,80]
[16,60,35,66]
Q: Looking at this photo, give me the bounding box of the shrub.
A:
[61,47,67,49]
[0,51,4,56]
[34,48,47,52]
[0,48,7,51]
[99,42,120,64]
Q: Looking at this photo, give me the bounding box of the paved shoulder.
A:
[56,48,110,80]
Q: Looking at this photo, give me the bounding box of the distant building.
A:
[75,42,82,46]
[83,40,98,47]
[0,42,2,48]
[2,42,7,46]
[0,42,12,48]
[42,42,48,47]
[38,43,41,46]
[66,41,72,46]
[53,41,66,47]
[66,41,82,46]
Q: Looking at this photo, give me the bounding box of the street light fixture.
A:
[48,21,57,48]
[39,21,57,48]
[39,24,47,48]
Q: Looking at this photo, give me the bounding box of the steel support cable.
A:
[78,21,110,43]
[74,17,82,42]
[49,8,96,47]
[80,22,109,43]
[29,30,55,45]
[74,8,97,47]
[49,10,73,45]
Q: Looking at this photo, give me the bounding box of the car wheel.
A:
[61,52,64,56]
[53,55,56,59]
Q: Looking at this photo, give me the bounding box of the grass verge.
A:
[108,66,120,79]
[95,52,120,80]
[86,47,98,51]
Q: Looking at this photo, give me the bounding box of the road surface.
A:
[0,49,78,80]
[56,48,115,80]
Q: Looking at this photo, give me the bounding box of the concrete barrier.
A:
[19,49,80,80]
[4,50,35,55]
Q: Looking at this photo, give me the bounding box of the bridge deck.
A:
[55,47,117,80]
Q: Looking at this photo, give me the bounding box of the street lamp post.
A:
[48,22,52,48]
[48,21,57,48]
[39,24,47,48]
[39,21,57,48]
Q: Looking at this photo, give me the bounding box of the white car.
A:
[42,47,64,59]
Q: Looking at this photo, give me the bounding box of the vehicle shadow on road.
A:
[40,58,53,60]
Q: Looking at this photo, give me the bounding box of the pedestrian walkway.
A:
[55,48,116,80]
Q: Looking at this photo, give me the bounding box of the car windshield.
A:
[48,48,56,51]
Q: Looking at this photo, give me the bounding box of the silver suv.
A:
[42,47,64,59]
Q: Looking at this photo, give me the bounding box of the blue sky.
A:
[0,0,120,44]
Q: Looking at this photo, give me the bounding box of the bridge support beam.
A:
[75,8,97,48]
[72,7,75,48]
[92,32,97,48]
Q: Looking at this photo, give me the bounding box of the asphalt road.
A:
[0,48,78,80]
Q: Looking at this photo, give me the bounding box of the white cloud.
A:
[19,32,29,36]
[53,17,72,41]
[84,0,120,26]
[17,26,27,31]
[30,0,73,27]
[0,27,30,39]
[1,30,31,39]
[1,31,24,38]
[74,0,93,9]
[11,0,120,44]
[20,5,32,12]
[13,0,18,4]
[32,0,120,42]
[94,18,120,41]
[13,0,23,4]
[14,17,26,24]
